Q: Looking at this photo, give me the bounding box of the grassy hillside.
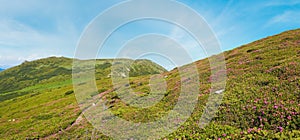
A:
[0,29,299,139]
[0,57,166,102]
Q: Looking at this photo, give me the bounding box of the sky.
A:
[0,0,300,70]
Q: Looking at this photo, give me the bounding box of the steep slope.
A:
[0,29,299,139]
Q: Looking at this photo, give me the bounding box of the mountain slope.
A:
[0,57,166,102]
[0,29,299,139]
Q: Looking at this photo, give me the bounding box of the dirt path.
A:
[42,88,117,139]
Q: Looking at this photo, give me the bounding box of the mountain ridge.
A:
[0,28,299,139]
[0,57,166,101]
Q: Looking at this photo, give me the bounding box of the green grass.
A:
[0,29,299,139]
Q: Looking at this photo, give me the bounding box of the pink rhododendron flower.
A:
[248,128,253,133]
[291,112,295,115]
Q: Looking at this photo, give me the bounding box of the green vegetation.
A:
[0,58,166,102]
[0,29,299,139]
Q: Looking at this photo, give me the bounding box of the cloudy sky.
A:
[0,0,300,69]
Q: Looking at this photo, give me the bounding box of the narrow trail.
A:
[42,87,120,139]
[42,113,84,139]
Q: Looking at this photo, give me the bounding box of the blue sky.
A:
[0,0,300,69]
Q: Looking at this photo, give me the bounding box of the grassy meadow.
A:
[0,29,299,139]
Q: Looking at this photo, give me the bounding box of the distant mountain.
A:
[0,68,4,72]
[0,29,299,139]
[0,57,166,100]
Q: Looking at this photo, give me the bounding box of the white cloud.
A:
[264,1,300,7]
[0,0,87,68]
[0,19,78,67]
[169,26,199,50]
[268,10,300,25]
